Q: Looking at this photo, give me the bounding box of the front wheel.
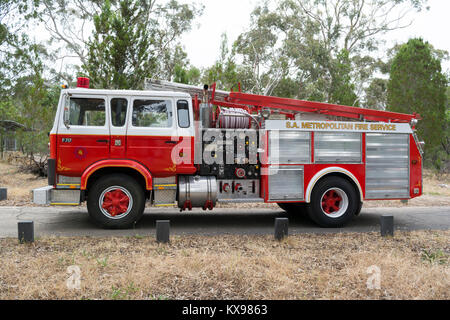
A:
[306,177,359,228]
[87,174,145,229]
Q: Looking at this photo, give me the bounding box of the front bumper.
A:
[32,186,81,206]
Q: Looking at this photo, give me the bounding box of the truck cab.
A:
[52,87,196,178]
[35,81,198,227]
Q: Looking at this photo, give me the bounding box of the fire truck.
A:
[33,77,424,229]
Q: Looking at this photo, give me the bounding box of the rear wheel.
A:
[87,174,145,229]
[307,176,359,228]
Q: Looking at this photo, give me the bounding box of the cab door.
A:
[126,96,178,176]
[109,97,129,158]
[175,98,196,174]
[57,94,110,176]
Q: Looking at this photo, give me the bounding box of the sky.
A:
[179,0,258,68]
[179,0,450,71]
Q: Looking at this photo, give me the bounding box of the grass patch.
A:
[424,192,443,196]
[421,249,448,265]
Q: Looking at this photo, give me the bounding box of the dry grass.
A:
[0,161,47,206]
[0,231,448,300]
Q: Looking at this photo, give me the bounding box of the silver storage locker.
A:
[315,132,362,163]
[268,166,304,201]
[269,131,310,164]
[366,133,409,199]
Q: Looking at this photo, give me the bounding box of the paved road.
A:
[0,206,449,238]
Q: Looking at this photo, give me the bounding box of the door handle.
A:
[165,141,178,144]
[97,139,109,143]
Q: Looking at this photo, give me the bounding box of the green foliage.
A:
[0,99,17,121]
[0,4,57,169]
[170,45,201,85]
[232,6,289,95]
[173,65,201,85]
[84,0,155,89]
[387,38,448,169]
[421,249,448,265]
[441,87,450,171]
[96,256,108,268]
[83,0,201,89]
[201,34,240,91]
[0,99,18,155]
[13,74,59,155]
[329,50,359,106]
[271,77,300,99]
[365,78,388,110]
[229,0,427,103]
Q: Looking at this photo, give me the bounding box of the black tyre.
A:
[355,201,363,216]
[306,176,359,228]
[277,202,308,215]
[87,174,145,229]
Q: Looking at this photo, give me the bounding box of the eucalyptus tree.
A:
[387,38,447,169]
[34,0,203,85]
[233,0,428,104]
[201,33,240,91]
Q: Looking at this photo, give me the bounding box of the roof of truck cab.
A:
[63,88,192,98]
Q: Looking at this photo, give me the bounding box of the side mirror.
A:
[63,95,70,129]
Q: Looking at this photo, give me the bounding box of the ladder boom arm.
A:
[210,83,420,123]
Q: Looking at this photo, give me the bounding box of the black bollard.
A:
[274,218,289,241]
[380,214,394,237]
[156,220,170,243]
[18,221,34,243]
[0,188,6,201]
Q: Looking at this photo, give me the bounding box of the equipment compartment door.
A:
[365,133,409,199]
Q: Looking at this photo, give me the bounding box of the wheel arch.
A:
[305,167,363,203]
[81,160,153,192]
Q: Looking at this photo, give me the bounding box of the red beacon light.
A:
[77,77,90,88]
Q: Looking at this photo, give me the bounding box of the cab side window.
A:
[111,98,128,127]
[132,99,173,128]
[177,100,190,128]
[69,98,105,126]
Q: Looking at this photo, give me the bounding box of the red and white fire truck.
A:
[33,77,424,228]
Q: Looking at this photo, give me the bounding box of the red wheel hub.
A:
[101,189,130,217]
[321,190,342,214]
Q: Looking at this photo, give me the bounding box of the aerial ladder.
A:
[146,79,421,126]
